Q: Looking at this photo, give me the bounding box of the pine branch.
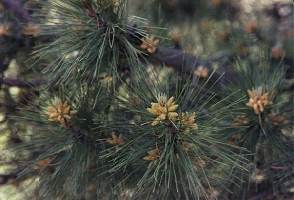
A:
[0,77,45,88]
[126,25,235,80]
[147,46,234,87]
[1,0,31,22]
[0,173,17,185]
[68,124,97,146]
[150,46,234,74]
[150,46,210,72]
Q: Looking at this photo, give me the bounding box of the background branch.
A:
[0,77,45,88]
[1,0,31,22]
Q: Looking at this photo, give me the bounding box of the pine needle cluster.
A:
[1,0,292,200]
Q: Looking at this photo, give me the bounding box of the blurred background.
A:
[0,0,293,199]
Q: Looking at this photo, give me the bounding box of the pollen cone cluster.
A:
[46,98,75,126]
[180,112,198,130]
[147,96,178,126]
[246,87,272,114]
[140,35,160,54]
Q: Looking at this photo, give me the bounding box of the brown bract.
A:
[143,148,160,161]
[237,44,249,56]
[100,74,113,86]
[181,141,193,152]
[140,35,160,54]
[211,0,222,7]
[21,23,41,37]
[244,21,258,33]
[36,158,52,171]
[169,31,181,45]
[228,134,241,145]
[0,3,3,12]
[194,66,209,78]
[193,158,206,169]
[271,47,285,59]
[106,132,125,145]
[269,114,289,126]
[216,31,230,41]
[246,87,272,114]
[0,24,10,37]
[233,115,250,126]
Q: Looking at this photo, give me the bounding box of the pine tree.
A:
[0,0,293,199]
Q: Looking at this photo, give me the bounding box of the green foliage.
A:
[1,0,293,199]
[33,0,144,87]
[10,86,113,199]
[102,66,248,199]
[225,53,291,154]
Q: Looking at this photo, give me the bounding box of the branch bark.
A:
[150,46,210,73]
[1,0,31,22]
[0,173,17,185]
[0,77,45,88]
[149,46,235,86]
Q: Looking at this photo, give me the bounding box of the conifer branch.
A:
[150,46,210,72]
[0,173,17,185]
[0,77,45,88]
[1,0,31,22]
[68,124,97,146]
[1,1,291,199]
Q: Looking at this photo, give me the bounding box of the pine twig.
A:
[0,77,45,88]
[1,0,31,22]
[0,173,17,185]
[148,46,235,87]
[150,46,210,73]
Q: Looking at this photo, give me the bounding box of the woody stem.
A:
[0,77,46,88]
